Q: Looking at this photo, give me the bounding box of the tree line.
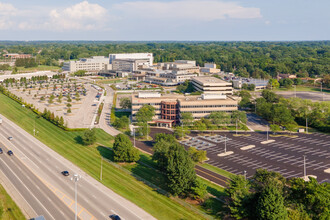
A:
[1,41,329,78]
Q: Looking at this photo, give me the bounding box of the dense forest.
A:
[0,41,329,78]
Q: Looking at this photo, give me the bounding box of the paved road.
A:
[0,142,74,220]
[98,86,121,136]
[255,91,330,102]
[0,114,155,220]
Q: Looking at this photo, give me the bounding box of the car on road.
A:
[61,171,70,176]
[109,214,121,220]
[0,148,3,154]
[8,137,13,141]
[7,150,13,156]
[92,104,97,106]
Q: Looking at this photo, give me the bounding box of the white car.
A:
[8,137,13,141]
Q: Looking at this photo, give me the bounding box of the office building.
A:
[3,53,32,60]
[200,63,221,74]
[132,92,238,127]
[62,56,109,72]
[112,59,150,72]
[109,53,153,66]
[192,76,233,95]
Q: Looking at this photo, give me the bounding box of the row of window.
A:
[180,105,237,108]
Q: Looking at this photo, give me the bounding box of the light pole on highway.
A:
[71,174,81,220]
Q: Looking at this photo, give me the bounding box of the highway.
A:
[0,114,156,220]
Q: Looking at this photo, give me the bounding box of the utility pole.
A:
[133,127,136,147]
[71,174,81,220]
[100,156,103,181]
[224,135,227,153]
[303,155,306,178]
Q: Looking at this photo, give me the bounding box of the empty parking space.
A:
[193,132,330,182]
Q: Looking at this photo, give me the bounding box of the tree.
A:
[286,123,297,135]
[270,124,281,135]
[59,116,65,127]
[268,79,280,89]
[113,134,140,162]
[262,90,278,103]
[231,110,247,124]
[66,103,72,108]
[165,143,196,196]
[82,128,97,145]
[174,126,190,139]
[119,98,132,109]
[136,105,155,123]
[189,180,208,201]
[188,147,207,163]
[194,120,206,133]
[75,92,80,101]
[181,112,194,126]
[113,116,129,130]
[256,183,288,220]
[225,175,251,219]
[209,111,230,127]
[67,108,71,113]
[279,78,293,88]
[293,78,303,85]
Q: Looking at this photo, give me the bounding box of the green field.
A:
[0,184,25,220]
[267,85,330,94]
[16,65,61,72]
[199,163,235,179]
[0,93,221,220]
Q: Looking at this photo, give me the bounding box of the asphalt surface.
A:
[0,114,156,220]
[186,131,330,182]
[0,142,74,220]
[133,128,230,187]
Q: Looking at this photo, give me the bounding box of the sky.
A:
[0,0,329,41]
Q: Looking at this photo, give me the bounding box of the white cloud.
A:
[0,2,17,29]
[48,1,107,31]
[113,0,262,21]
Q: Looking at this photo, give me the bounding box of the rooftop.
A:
[192,76,230,85]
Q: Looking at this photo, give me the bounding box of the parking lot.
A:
[185,132,330,182]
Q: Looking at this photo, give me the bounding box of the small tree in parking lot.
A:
[270,124,281,135]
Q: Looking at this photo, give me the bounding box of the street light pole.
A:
[306,116,308,134]
[100,156,103,181]
[224,135,227,153]
[71,174,81,220]
[236,119,238,135]
[244,170,247,180]
[303,155,306,178]
[181,122,184,140]
[294,85,296,98]
[133,127,136,147]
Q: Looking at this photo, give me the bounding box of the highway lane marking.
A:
[0,157,56,220]
[195,167,228,185]
[0,167,37,218]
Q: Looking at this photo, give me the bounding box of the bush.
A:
[82,128,97,145]
[113,134,140,162]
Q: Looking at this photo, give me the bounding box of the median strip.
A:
[240,145,256,150]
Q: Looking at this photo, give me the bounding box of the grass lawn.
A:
[0,93,215,220]
[272,85,330,94]
[97,79,124,84]
[0,184,25,220]
[199,163,235,179]
[16,65,61,72]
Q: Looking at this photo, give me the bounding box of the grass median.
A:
[0,93,214,220]
[0,183,25,220]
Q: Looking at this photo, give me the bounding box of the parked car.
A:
[7,150,13,156]
[8,137,13,141]
[61,171,70,176]
[0,148,3,154]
